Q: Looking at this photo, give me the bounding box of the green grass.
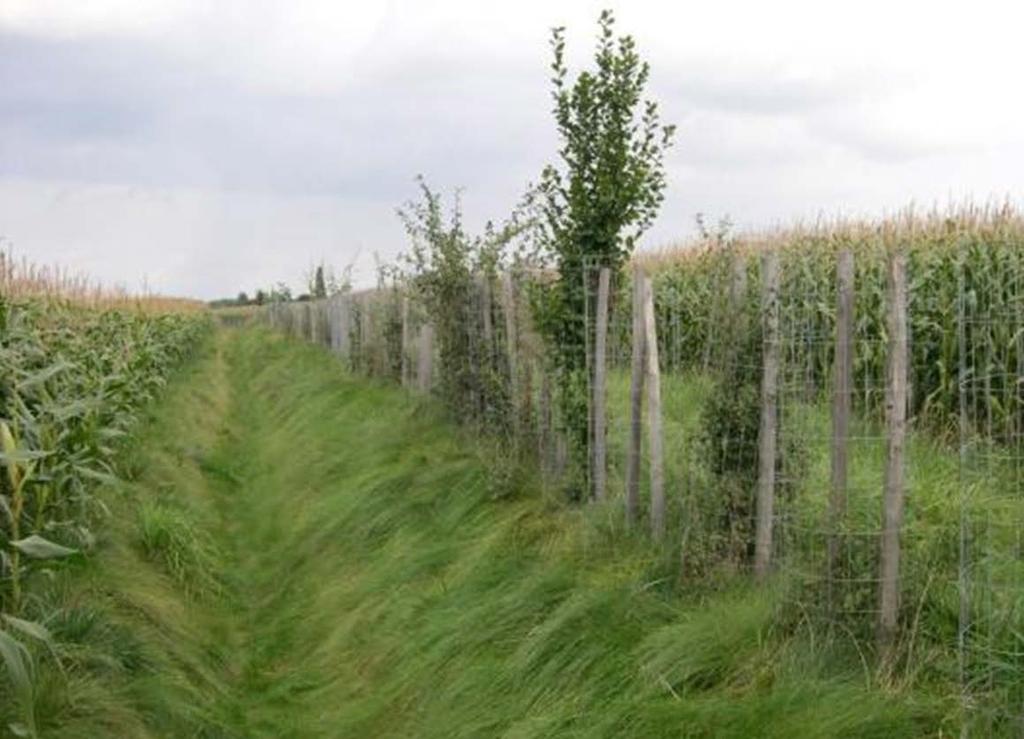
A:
[6,327,959,737]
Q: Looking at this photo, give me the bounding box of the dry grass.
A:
[0,249,205,314]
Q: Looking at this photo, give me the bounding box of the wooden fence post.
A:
[417,322,434,393]
[625,264,647,525]
[754,251,781,582]
[337,296,351,359]
[360,293,372,374]
[318,300,326,345]
[878,251,908,652]
[481,276,494,411]
[539,369,553,476]
[401,296,410,388]
[956,254,970,706]
[592,267,611,502]
[502,273,520,435]
[643,276,666,539]
[554,431,568,481]
[327,298,337,351]
[827,249,855,602]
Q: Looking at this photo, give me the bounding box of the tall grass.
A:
[183,328,947,736]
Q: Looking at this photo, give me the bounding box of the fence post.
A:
[878,250,908,652]
[754,251,781,582]
[327,297,337,351]
[827,249,855,603]
[502,273,520,434]
[539,369,553,477]
[956,253,971,721]
[592,267,611,502]
[418,322,434,393]
[316,300,324,346]
[360,293,372,374]
[401,296,410,388]
[625,264,647,525]
[643,275,665,539]
[481,276,494,413]
[554,431,568,482]
[338,296,351,360]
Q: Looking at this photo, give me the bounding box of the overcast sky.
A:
[2,0,1022,298]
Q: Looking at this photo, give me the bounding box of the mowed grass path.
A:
[42,327,948,737]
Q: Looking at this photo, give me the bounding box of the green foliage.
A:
[698,380,762,561]
[399,177,527,431]
[530,10,675,490]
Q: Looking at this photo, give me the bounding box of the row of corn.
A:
[639,207,1024,440]
[0,294,209,737]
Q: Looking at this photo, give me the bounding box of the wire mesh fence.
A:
[958,254,1024,734]
[262,242,1024,733]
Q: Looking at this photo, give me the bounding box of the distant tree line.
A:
[209,262,352,308]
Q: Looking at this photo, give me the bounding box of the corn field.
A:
[0,277,210,737]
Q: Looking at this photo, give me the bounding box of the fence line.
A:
[263,245,1024,731]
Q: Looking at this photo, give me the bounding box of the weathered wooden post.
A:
[326,297,337,351]
[468,277,486,419]
[625,264,647,526]
[878,250,908,652]
[592,267,611,502]
[643,275,666,539]
[318,300,326,345]
[827,249,855,602]
[539,369,553,476]
[502,273,520,436]
[401,295,410,388]
[417,322,434,393]
[337,295,351,359]
[360,293,372,375]
[956,253,970,712]
[481,276,494,413]
[554,431,568,482]
[754,251,781,582]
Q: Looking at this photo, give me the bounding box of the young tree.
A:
[270,282,292,302]
[399,177,530,425]
[313,265,328,299]
[531,10,675,496]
